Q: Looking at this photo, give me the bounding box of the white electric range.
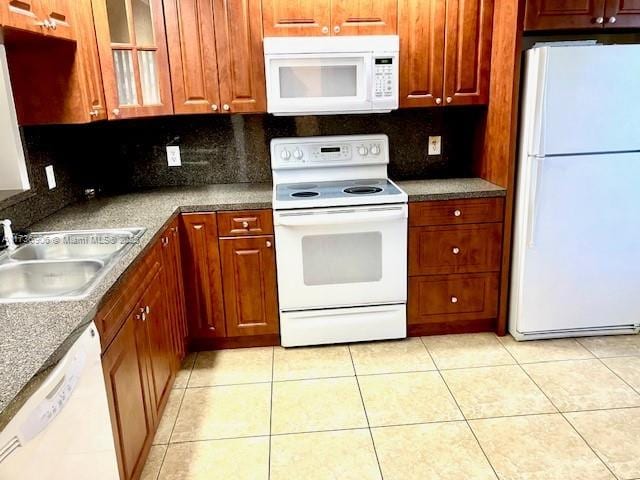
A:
[271,134,408,347]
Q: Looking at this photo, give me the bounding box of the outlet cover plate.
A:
[167,146,181,167]
[45,165,56,189]
[428,136,442,156]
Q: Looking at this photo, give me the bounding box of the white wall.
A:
[0,42,29,191]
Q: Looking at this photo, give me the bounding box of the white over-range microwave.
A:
[263,35,399,116]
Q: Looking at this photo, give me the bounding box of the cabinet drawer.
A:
[217,210,274,237]
[408,273,499,324]
[409,223,502,275]
[409,197,504,226]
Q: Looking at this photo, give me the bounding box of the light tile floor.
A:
[142,333,640,480]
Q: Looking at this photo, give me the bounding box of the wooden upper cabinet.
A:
[163,0,221,114]
[262,0,331,36]
[220,235,280,337]
[92,0,173,119]
[40,0,74,39]
[604,0,640,27]
[214,0,266,113]
[524,0,607,30]
[0,0,75,39]
[444,0,493,105]
[399,0,445,107]
[332,0,397,35]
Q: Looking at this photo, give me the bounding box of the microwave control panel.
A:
[374,58,395,98]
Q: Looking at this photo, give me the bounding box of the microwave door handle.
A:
[365,57,373,103]
[277,208,406,227]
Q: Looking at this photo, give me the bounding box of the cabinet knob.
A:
[452,247,460,255]
[211,104,218,111]
[266,240,272,248]
[334,25,341,33]
[446,96,453,104]
[435,97,442,105]
[89,109,98,117]
[595,16,604,24]
[242,221,249,228]
[453,209,462,217]
[321,26,329,34]
[49,18,57,30]
[608,16,617,24]
[112,108,120,117]
[451,296,459,304]
[145,305,150,314]
[223,104,230,111]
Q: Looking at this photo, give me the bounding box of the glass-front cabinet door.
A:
[91,0,172,119]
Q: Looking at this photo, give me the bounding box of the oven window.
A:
[301,232,382,286]
[279,65,357,98]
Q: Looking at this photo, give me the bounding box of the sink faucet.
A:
[1,219,17,251]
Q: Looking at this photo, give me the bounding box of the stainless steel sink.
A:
[0,227,145,302]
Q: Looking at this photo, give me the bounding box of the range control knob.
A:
[293,149,304,160]
[357,146,368,156]
[280,149,291,160]
[370,144,381,155]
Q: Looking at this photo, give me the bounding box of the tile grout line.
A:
[418,336,501,480]
[348,344,385,480]
[268,346,274,480]
[515,359,620,480]
[596,356,640,397]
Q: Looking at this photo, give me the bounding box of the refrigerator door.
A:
[524,45,640,157]
[511,152,640,335]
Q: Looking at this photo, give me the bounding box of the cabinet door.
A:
[102,312,154,480]
[141,267,174,422]
[398,0,445,107]
[604,0,640,27]
[163,0,221,114]
[443,0,493,106]
[92,0,173,119]
[332,0,397,35]
[220,235,279,337]
[181,213,227,342]
[0,0,48,34]
[262,0,331,36]
[41,0,74,39]
[213,0,266,113]
[524,0,606,30]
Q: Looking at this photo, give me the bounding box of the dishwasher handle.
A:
[275,206,407,227]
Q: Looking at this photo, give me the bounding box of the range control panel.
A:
[271,134,389,169]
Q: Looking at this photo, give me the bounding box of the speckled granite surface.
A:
[0,178,504,421]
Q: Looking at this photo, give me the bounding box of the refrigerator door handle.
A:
[527,157,544,247]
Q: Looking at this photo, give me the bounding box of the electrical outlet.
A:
[45,165,56,189]
[166,145,181,167]
[428,136,442,156]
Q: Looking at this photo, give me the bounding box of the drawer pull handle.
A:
[452,247,460,255]
[453,209,462,217]
[242,221,249,228]
[451,296,458,304]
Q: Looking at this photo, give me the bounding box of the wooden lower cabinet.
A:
[219,235,280,337]
[408,198,504,336]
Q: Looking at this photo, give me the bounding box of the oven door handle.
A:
[275,207,407,227]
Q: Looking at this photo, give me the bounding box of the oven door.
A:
[274,204,408,311]
[265,53,371,114]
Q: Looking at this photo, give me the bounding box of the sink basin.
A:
[0,260,104,300]
[9,229,144,261]
[0,227,145,302]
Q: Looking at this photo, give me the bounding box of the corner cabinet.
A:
[399,0,493,107]
[163,0,266,114]
[91,0,173,119]
[525,0,640,30]
[262,0,397,36]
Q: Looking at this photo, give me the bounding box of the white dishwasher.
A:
[0,322,119,480]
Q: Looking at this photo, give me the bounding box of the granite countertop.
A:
[0,178,505,419]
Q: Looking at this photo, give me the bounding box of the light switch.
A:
[428,136,442,156]
[45,165,56,189]
[167,145,181,167]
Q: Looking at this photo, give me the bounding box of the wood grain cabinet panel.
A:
[217,210,274,237]
[40,0,74,39]
[409,197,504,226]
[408,272,499,324]
[604,0,640,27]
[399,0,445,107]
[332,0,397,35]
[164,0,221,114]
[444,0,494,105]
[1,0,50,35]
[525,0,606,29]
[180,213,227,342]
[102,312,154,480]
[220,235,279,337]
[262,0,331,36]
[409,223,503,276]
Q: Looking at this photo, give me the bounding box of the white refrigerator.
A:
[510,44,640,340]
